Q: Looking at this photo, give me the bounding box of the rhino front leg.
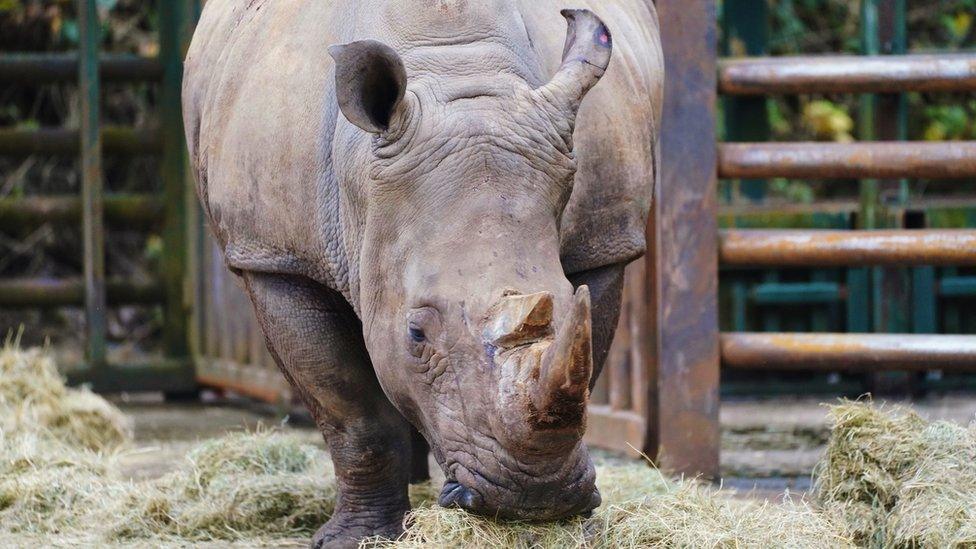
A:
[241,272,412,549]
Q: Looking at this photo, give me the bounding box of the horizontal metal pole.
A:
[720,229,976,267]
[719,142,976,180]
[0,277,163,307]
[0,53,163,83]
[751,282,844,304]
[940,276,976,297]
[65,360,196,393]
[719,54,976,95]
[0,193,163,230]
[722,333,976,372]
[0,127,161,156]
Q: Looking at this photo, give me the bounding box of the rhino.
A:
[183,0,662,546]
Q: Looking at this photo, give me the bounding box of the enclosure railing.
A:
[650,0,976,477]
[0,0,196,393]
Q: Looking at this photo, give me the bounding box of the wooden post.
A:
[79,0,106,370]
[646,0,721,478]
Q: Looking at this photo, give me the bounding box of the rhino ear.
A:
[329,40,408,134]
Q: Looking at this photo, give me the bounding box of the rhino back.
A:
[183,0,661,299]
[183,0,351,294]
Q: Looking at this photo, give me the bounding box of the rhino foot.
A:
[310,509,405,549]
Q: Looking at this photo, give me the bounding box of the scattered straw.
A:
[2,344,975,548]
[109,430,336,542]
[381,472,848,549]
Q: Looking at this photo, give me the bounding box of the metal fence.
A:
[0,0,199,393]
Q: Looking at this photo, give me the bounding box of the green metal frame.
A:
[0,0,198,393]
[719,0,975,396]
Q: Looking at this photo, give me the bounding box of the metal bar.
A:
[721,333,976,372]
[940,276,976,297]
[65,360,197,393]
[863,0,914,395]
[648,0,721,478]
[0,194,164,230]
[0,127,161,155]
[721,0,768,202]
[0,53,162,83]
[718,142,976,180]
[160,0,190,361]
[0,277,164,307]
[718,54,976,95]
[79,0,106,370]
[751,282,844,305]
[721,229,976,267]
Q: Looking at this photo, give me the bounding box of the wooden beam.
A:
[648,0,721,478]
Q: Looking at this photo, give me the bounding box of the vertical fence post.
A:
[159,0,190,364]
[862,0,916,393]
[79,0,106,370]
[647,0,721,478]
[722,0,769,203]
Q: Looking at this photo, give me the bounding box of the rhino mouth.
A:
[437,459,600,521]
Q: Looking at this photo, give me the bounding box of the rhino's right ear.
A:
[329,40,408,134]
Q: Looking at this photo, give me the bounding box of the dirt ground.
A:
[113,393,976,501]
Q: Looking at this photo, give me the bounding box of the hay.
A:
[814,401,976,548]
[2,343,974,548]
[109,430,336,542]
[0,341,131,451]
[383,473,848,549]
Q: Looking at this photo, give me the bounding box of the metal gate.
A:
[650,0,976,477]
[0,0,198,394]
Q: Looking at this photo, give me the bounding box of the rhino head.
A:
[329,10,612,520]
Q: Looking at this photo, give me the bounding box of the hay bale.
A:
[815,401,976,548]
[0,343,131,451]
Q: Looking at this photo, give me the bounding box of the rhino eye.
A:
[408,326,427,343]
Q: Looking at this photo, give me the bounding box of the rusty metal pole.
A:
[79,0,106,370]
[647,0,721,478]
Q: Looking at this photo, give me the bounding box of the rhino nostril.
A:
[437,480,485,512]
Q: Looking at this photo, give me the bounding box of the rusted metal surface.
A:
[719,54,976,95]
[719,142,976,180]
[0,127,161,156]
[0,277,163,307]
[721,229,976,267]
[648,0,721,478]
[0,53,162,83]
[722,333,976,372]
[0,194,164,230]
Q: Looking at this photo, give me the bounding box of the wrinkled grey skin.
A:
[183,1,662,547]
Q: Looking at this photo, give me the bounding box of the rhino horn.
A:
[483,291,554,348]
[536,9,612,124]
[529,285,592,429]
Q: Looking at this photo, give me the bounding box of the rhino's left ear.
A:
[535,9,612,124]
[329,40,408,134]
